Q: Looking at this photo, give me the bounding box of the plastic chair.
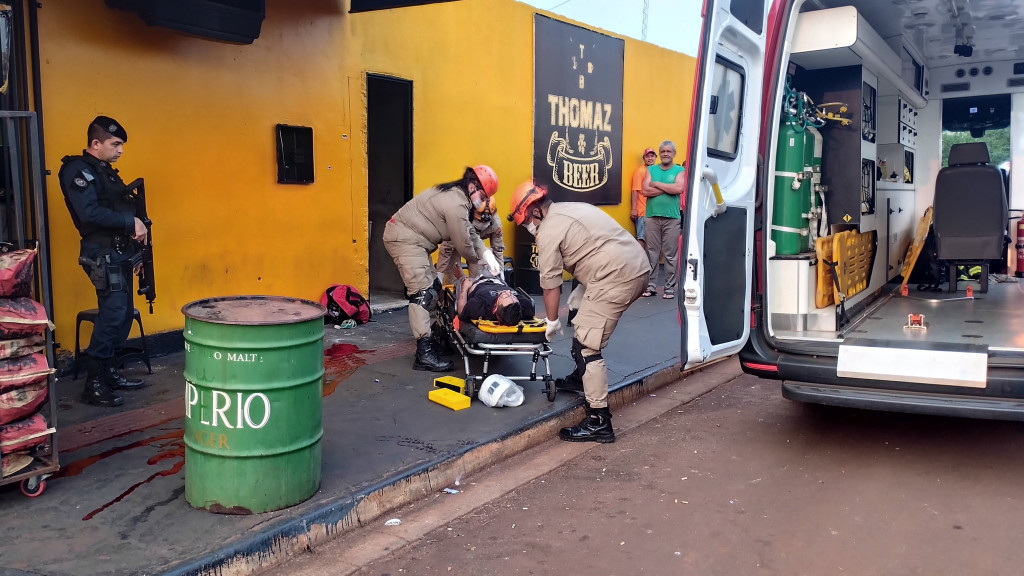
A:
[73,308,152,379]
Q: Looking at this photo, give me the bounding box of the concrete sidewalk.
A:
[0,282,699,576]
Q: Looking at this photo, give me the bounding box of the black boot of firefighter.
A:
[413,337,454,372]
[559,404,614,443]
[80,355,124,408]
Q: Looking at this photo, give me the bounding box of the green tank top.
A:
[645,164,685,219]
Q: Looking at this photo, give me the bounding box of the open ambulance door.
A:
[680,0,776,369]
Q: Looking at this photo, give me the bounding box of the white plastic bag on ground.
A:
[478,374,524,407]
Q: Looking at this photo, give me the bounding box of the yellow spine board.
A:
[900,206,934,290]
[815,235,835,308]
[832,230,877,302]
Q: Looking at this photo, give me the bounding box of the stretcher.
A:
[437,285,557,401]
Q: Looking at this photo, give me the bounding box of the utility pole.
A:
[642,0,649,41]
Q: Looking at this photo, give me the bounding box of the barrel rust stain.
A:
[203,503,254,515]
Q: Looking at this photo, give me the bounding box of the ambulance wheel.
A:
[21,477,45,498]
[545,377,557,402]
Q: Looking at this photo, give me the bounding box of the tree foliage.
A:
[941,128,1010,168]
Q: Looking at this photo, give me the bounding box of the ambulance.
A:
[685,0,1024,418]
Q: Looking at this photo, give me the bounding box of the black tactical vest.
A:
[59,154,134,242]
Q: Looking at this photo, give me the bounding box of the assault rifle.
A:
[127,178,156,313]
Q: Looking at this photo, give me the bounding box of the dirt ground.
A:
[276,372,1024,576]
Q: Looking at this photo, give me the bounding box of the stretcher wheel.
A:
[20,477,46,498]
[544,377,557,402]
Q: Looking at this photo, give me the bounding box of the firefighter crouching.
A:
[384,165,503,372]
[435,196,505,285]
[508,181,651,443]
[59,116,149,408]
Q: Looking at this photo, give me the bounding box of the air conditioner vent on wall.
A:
[1008,77,1024,88]
[941,82,971,93]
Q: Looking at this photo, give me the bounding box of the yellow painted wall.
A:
[37,0,694,351]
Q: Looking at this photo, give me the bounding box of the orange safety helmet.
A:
[508,180,547,225]
[471,165,499,197]
[473,196,498,221]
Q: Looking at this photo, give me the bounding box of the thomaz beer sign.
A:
[534,15,624,205]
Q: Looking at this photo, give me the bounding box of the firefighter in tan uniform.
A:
[508,181,651,443]
[384,165,502,372]
[435,196,505,285]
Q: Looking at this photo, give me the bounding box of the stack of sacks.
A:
[0,247,56,478]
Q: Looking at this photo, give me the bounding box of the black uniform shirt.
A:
[459,278,535,323]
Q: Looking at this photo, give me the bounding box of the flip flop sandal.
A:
[663,292,675,299]
[641,290,656,297]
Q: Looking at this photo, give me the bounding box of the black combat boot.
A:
[80,356,123,407]
[559,405,615,443]
[413,337,454,372]
[104,364,146,390]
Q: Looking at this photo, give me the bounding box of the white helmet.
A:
[478,374,525,408]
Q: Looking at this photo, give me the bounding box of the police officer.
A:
[508,181,651,443]
[59,116,148,407]
[384,165,503,372]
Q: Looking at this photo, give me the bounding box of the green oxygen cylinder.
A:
[772,121,812,255]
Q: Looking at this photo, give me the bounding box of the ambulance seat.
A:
[932,142,1008,292]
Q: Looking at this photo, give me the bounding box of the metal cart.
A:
[0,111,59,497]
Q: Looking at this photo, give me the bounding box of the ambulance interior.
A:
[766,0,1024,353]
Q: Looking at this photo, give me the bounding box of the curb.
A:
[369,300,408,315]
[164,358,703,576]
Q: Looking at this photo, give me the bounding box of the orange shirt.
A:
[631,165,648,216]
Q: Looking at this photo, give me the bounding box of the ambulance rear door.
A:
[681,0,779,369]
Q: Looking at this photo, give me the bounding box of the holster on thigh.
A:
[408,278,442,312]
[571,337,603,376]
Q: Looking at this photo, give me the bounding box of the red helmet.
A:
[471,165,499,197]
[508,180,547,225]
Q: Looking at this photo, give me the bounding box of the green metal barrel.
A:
[182,295,325,514]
